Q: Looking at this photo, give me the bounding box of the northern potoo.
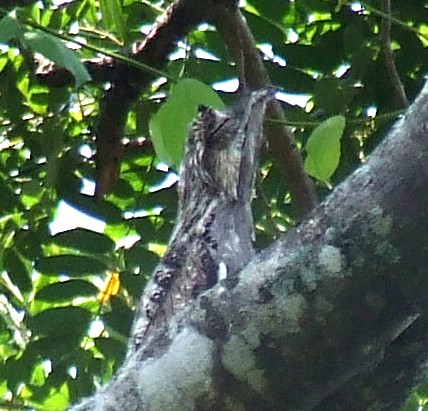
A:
[129,88,273,354]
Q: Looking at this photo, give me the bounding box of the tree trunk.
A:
[70,81,428,411]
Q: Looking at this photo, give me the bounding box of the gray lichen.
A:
[138,328,214,410]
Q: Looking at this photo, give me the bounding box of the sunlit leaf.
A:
[97,272,121,303]
[249,0,290,23]
[149,78,224,169]
[36,255,107,276]
[52,228,115,255]
[304,115,346,183]
[99,0,124,41]
[36,280,97,302]
[23,31,91,87]
[41,382,70,411]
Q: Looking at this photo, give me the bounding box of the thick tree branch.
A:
[316,314,428,410]
[71,80,428,411]
[210,3,317,216]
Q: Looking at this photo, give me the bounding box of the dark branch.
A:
[316,314,428,410]
[37,0,208,87]
[209,3,317,216]
[35,0,214,198]
[93,0,209,197]
[379,0,409,109]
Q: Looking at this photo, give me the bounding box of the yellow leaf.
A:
[98,272,121,303]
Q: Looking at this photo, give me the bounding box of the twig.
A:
[267,108,406,127]
[378,0,409,109]
[358,1,428,43]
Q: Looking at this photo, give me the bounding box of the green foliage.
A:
[24,31,91,87]
[51,228,116,255]
[0,14,91,87]
[0,0,425,409]
[35,255,108,277]
[0,14,23,42]
[36,280,97,302]
[99,0,125,42]
[304,115,346,183]
[150,78,225,169]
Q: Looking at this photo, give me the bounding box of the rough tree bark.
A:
[69,76,428,410]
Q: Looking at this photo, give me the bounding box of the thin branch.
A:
[358,1,428,43]
[267,108,405,128]
[210,3,317,216]
[378,0,409,109]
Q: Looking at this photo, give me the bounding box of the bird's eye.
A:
[206,116,218,133]
[210,117,230,136]
[197,106,230,138]
[197,104,209,114]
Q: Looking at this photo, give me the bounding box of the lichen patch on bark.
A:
[138,328,214,409]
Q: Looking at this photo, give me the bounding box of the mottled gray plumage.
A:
[129,88,273,353]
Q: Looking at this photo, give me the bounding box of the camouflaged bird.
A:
[129,88,273,353]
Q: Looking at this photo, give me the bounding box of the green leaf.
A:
[29,337,78,364]
[36,255,107,276]
[4,249,31,293]
[304,115,346,182]
[27,306,91,338]
[99,0,124,40]
[125,243,159,272]
[23,31,91,87]
[52,228,116,255]
[36,280,97,302]
[0,15,23,43]
[103,297,133,336]
[0,178,21,212]
[313,79,354,115]
[40,382,70,411]
[119,270,146,299]
[60,194,123,225]
[249,0,290,23]
[94,337,126,362]
[149,78,224,169]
